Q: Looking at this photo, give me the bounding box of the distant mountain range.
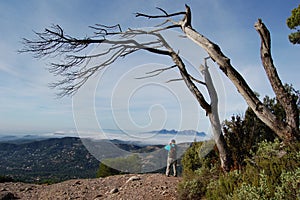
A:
[0,129,206,144]
[150,129,206,137]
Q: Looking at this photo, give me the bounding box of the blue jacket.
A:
[165,144,176,159]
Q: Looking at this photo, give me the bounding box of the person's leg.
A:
[166,158,171,176]
[172,160,177,177]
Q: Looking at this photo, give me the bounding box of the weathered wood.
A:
[255,19,300,141]
[180,12,299,142]
[200,62,231,172]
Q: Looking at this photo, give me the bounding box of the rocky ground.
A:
[0,173,182,200]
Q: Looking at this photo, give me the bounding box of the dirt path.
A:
[0,174,182,200]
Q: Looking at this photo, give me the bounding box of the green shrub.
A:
[178,176,207,200]
[206,170,241,200]
[228,168,300,200]
[274,168,300,200]
[178,164,219,200]
[96,154,142,178]
[178,141,220,200]
[180,141,203,175]
[179,135,300,200]
[97,162,120,178]
[205,139,300,200]
[229,171,272,200]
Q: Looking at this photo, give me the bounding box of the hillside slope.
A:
[0,137,148,183]
[0,137,100,182]
[0,173,181,200]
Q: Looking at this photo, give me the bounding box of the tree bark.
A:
[179,16,299,142]
[254,19,300,141]
[170,52,211,112]
[167,52,231,171]
[200,63,231,172]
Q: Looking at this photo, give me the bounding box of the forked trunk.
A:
[181,18,299,143]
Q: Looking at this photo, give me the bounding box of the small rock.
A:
[110,188,119,194]
[162,190,168,195]
[25,187,33,192]
[153,186,158,190]
[126,176,141,183]
[72,180,81,186]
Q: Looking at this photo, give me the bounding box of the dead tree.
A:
[136,5,300,143]
[200,58,231,172]
[20,21,232,171]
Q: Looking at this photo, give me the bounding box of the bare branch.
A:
[21,24,182,97]
[156,7,169,16]
[165,76,206,85]
[89,24,122,36]
[147,65,177,74]
[166,78,183,83]
[135,4,192,32]
[19,24,105,58]
[135,10,185,19]
[164,75,206,85]
[189,75,206,85]
[20,7,207,113]
[154,19,171,27]
[135,65,177,79]
[169,51,211,112]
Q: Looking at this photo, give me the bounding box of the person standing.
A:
[165,139,177,177]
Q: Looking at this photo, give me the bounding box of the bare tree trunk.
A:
[200,61,231,172]
[180,15,299,142]
[161,37,231,171]
[167,52,231,171]
[255,19,300,142]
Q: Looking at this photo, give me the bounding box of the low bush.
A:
[96,154,142,178]
[178,141,220,199]
[179,139,300,200]
[206,139,300,200]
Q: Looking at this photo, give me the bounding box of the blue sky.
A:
[0,0,299,137]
